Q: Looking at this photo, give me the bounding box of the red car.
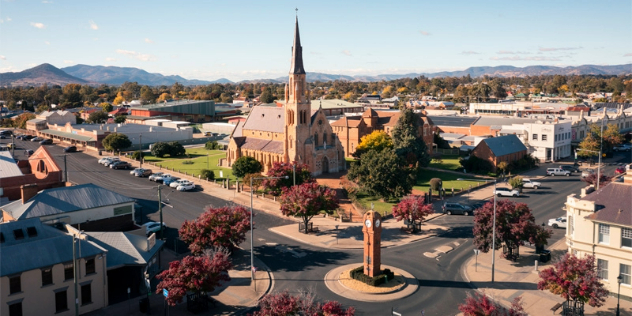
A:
[615,167,626,175]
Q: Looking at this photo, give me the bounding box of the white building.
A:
[37,110,76,126]
[498,120,572,162]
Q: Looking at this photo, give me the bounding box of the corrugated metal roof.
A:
[86,232,163,269]
[40,129,95,142]
[428,115,479,127]
[2,183,135,220]
[479,135,527,157]
[474,117,538,127]
[0,151,22,179]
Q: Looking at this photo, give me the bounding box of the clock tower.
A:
[362,210,382,277]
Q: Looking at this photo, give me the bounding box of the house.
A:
[80,108,101,122]
[0,146,64,202]
[565,175,632,301]
[1,183,136,231]
[108,107,128,117]
[356,94,382,105]
[0,218,108,316]
[471,134,527,172]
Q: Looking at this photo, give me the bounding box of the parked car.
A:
[548,217,567,229]
[110,161,132,170]
[613,145,630,151]
[154,174,173,183]
[560,165,579,173]
[442,202,473,216]
[39,139,53,145]
[99,156,115,164]
[615,167,626,175]
[162,176,180,186]
[522,179,541,189]
[204,132,212,136]
[31,136,43,142]
[148,172,165,181]
[0,135,6,139]
[546,168,570,176]
[176,180,196,191]
[131,168,152,177]
[25,149,34,156]
[102,157,120,167]
[0,130,12,136]
[142,221,166,236]
[581,169,595,178]
[494,187,520,197]
[63,146,77,153]
[23,135,35,141]
[470,202,485,212]
[169,179,187,188]
[7,143,16,149]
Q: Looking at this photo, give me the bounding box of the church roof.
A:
[289,17,306,75]
[361,108,378,118]
[240,138,284,154]
[331,116,363,128]
[242,106,285,133]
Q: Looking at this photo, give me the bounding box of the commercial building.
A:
[498,120,572,162]
[565,176,632,301]
[470,134,528,172]
[0,146,64,202]
[126,100,216,124]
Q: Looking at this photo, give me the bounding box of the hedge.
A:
[349,266,395,286]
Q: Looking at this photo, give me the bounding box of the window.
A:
[621,264,631,285]
[580,131,584,138]
[13,229,24,240]
[569,215,574,236]
[0,232,4,243]
[9,276,21,294]
[542,134,547,141]
[85,258,95,275]
[331,133,335,143]
[26,226,37,237]
[42,268,53,286]
[598,224,610,244]
[597,259,608,280]
[64,263,74,281]
[555,135,558,141]
[8,302,22,316]
[533,134,538,140]
[314,134,318,146]
[622,228,632,248]
[55,290,68,313]
[81,284,92,305]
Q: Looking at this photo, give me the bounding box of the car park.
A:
[23,135,35,141]
[548,217,567,229]
[142,221,166,236]
[581,169,595,178]
[176,180,195,191]
[560,165,579,173]
[131,168,152,177]
[63,146,77,153]
[148,172,165,181]
[522,179,541,189]
[442,202,473,215]
[110,161,132,170]
[493,187,520,197]
[40,139,53,145]
[162,176,179,186]
[546,168,570,176]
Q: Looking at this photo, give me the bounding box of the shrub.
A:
[232,156,263,178]
[243,173,263,190]
[131,150,144,160]
[182,160,194,165]
[349,266,395,286]
[205,141,220,150]
[429,178,443,191]
[200,169,215,180]
[168,141,186,157]
[151,142,171,158]
[509,176,523,189]
[460,155,492,174]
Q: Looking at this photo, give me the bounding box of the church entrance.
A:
[322,157,329,174]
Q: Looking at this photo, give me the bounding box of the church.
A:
[225,17,346,176]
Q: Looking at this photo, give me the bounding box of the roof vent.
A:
[278,115,281,119]
[262,114,265,117]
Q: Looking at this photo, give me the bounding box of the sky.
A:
[0,0,631,82]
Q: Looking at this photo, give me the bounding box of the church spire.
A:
[289,16,306,75]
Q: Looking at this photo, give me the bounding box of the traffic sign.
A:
[163,289,169,298]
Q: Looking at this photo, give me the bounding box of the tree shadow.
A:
[522,190,558,195]
[435,225,473,239]
[255,244,351,273]
[420,279,538,291]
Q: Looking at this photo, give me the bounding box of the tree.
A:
[458,292,526,316]
[347,149,416,201]
[577,134,600,158]
[251,291,355,316]
[429,178,442,191]
[353,130,393,158]
[538,254,609,308]
[260,88,275,103]
[102,133,131,152]
[391,108,431,168]
[582,173,612,186]
[178,205,252,255]
[244,173,264,191]
[99,102,113,112]
[473,200,551,261]
[156,249,232,306]
[200,169,215,180]
[433,132,451,149]
[460,155,493,174]
[391,195,433,233]
[14,113,36,129]
[279,182,339,234]
[151,142,171,158]
[232,156,263,178]
[497,161,510,175]
[87,111,109,124]
[168,141,185,157]
[262,162,314,196]
[508,176,523,190]
[205,141,220,150]
[114,115,126,123]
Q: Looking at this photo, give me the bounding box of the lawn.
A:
[414,169,484,192]
[429,155,462,171]
[355,194,397,217]
[142,148,234,179]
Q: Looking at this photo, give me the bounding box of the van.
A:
[546,168,570,176]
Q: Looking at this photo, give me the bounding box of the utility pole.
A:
[11,133,15,157]
[73,235,79,316]
[293,163,296,186]
[597,119,604,190]
[139,134,143,168]
[491,180,497,283]
[63,155,68,183]
[158,186,163,240]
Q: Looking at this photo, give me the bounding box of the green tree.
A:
[259,88,275,103]
[88,111,109,123]
[99,102,113,112]
[151,142,171,158]
[347,149,415,201]
[14,113,36,129]
[354,130,393,158]
[232,156,263,178]
[391,108,431,168]
[168,142,186,157]
[577,134,600,158]
[102,133,132,152]
[509,176,523,190]
[114,115,126,123]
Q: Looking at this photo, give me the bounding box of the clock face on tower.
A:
[365,219,372,228]
[375,219,381,228]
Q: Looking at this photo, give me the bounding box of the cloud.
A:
[30,22,45,29]
[41,0,53,3]
[63,60,73,64]
[89,20,98,30]
[6,17,11,22]
[105,57,116,61]
[419,30,431,36]
[497,50,530,54]
[461,51,480,55]
[144,38,154,44]
[220,63,226,67]
[624,53,632,57]
[115,49,156,61]
[490,56,562,61]
[44,41,50,45]
[539,46,582,52]
[0,55,5,60]
[341,50,352,56]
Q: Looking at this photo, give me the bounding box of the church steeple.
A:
[289,17,306,75]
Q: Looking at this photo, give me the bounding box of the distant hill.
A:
[0,63,89,86]
[61,64,228,86]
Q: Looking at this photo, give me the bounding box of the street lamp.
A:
[576,148,603,190]
[491,180,497,283]
[616,274,623,316]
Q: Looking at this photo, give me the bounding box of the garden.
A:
[141,147,234,180]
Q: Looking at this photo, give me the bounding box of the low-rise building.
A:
[0,146,64,202]
[470,134,528,172]
[127,100,216,124]
[498,120,572,162]
[565,176,632,300]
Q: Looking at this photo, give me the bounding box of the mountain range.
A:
[1,63,630,87]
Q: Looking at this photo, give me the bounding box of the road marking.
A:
[265,242,277,246]
[275,245,306,258]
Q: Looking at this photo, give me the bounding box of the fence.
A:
[435,148,461,156]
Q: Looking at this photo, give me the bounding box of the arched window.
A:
[331,133,335,143]
[323,133,327,145]
[314,133,319,147]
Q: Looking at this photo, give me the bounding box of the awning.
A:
[40,129,95,142]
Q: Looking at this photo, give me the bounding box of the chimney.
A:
[21,184,38,204]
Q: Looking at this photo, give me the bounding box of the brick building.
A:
[0,146,64,202]
[470,134,527,172]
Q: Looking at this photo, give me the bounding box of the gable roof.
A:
[2,183,135,220]
[86,232,164,269]
[583,183,632,226]
[242,106,285,133]
[479,134,527,157]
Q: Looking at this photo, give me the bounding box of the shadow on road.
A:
[420,279,537,291]
[255,244,351,273]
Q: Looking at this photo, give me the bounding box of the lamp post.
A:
[491,180,497,283]
[577,148,602,189]
[616,274,623,316]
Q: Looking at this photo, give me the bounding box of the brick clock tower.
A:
[362,210,382,277]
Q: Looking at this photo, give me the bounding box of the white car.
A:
[102,158,120,167]
[148,172,164,181]
[522,179,541,189]
[548,217,567,229]
[153,173,173,183]
[493,187,520,197]
[98,156,115,164]
[142,221,166,236]
[169,179,187,188]
[176,180,195,191]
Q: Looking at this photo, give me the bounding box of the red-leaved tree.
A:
[251,291,355,316]
[263,162,314,196]
[473,200,551,260]
[179,205,251,255]
[391,195,434,233]
[537,253,609,308]
[458,292,526,316]
[279,182,339,234]
[582,173,612,186]
[156,249,232,306]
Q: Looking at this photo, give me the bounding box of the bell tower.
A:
[362,210,382,277]
[285,16,311,163]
